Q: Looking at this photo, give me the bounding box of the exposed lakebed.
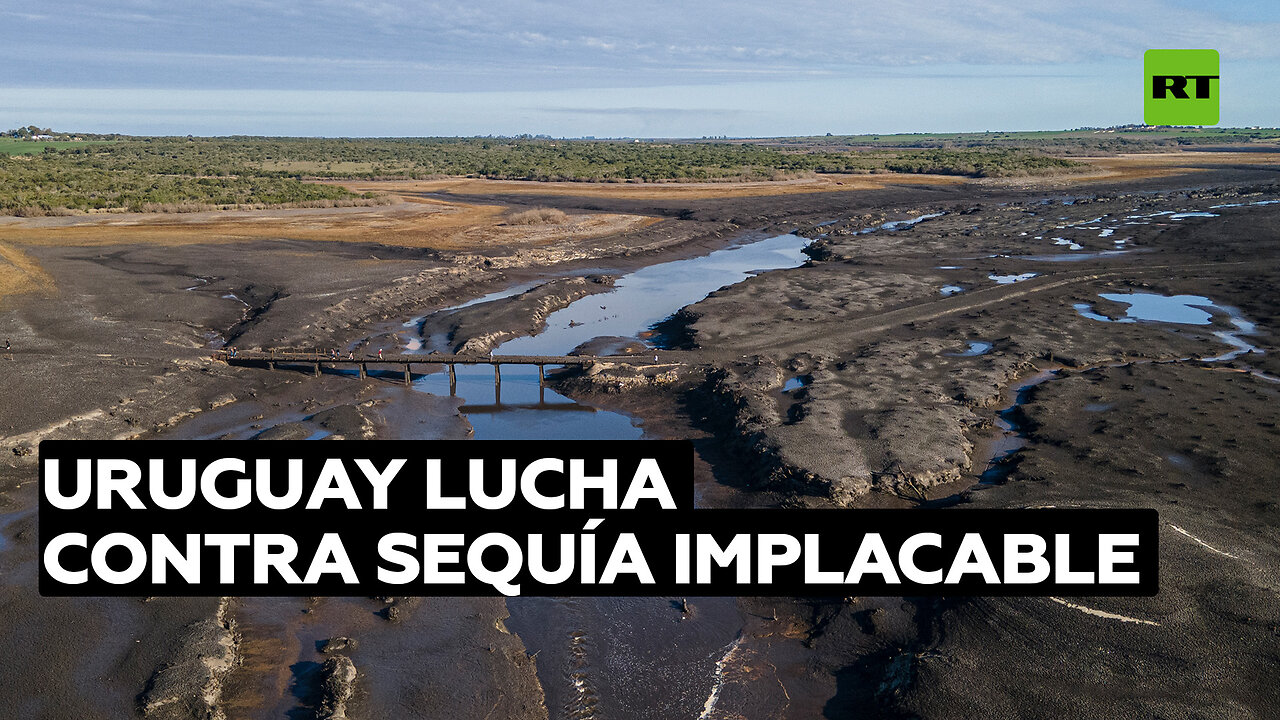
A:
[405,231,812,444]
[414,230,813,719]
[174,228,817,719]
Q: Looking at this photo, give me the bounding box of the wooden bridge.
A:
[214,348,672,393]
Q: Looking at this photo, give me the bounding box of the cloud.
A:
[2,1,1277,135]
[4,0,1278,94]
[533,106,756,118]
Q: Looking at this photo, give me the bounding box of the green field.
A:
[0,137,114,156]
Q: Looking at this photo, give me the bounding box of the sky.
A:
[2,0,1278,137]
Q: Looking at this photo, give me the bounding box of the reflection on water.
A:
[782,376,809,392]
[980,369,1060,483]
[163,229,817,719]
[874,212,945,231]
[0,509,23,555]
[1095,293,1216,324]
[1074,292,1262,362]
[989,272,1038,284]
[406,231,812,440]
[413,364,643,440]
[495,232,811,356]
[405,231,815,719]
[946,341,993,357]
[1016,250,1130,262]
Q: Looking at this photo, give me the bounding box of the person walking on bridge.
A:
[377,348,384,360]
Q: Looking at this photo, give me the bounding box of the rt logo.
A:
[1144,49,1219,125]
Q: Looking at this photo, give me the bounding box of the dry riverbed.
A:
[2,164,1279,718]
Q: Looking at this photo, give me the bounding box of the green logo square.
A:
[1144,49,1219,125]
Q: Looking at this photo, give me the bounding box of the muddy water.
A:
[400,231,810,445]
[416,232,813,719]
[167,229,816,718]
[493,231,810,357]
[0,507,23,554]
[510,596,745,720]
[978,368,1061,484]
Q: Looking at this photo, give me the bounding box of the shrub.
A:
[506,207,569,225]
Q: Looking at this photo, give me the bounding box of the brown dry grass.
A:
[336,173,969,200]
[0,195,654,253]
[337,153,1278,199]
[0,242,55,302]
[2,152,1272,291]
[983,151,1280,187]
[506,207,570,225]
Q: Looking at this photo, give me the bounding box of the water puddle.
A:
[782,376,809,392]
[946,341,993,357]
[979,369,1060,483]
[0,509,24,555]
[1052,238,1083,250]
[940,285,965,297]
[1015,250,1130,262]
[1073,292,1262,362]
[989,273,1038,284]
[1169,212,1219,220]
[1079,293,1213,324]
[874,212,945,231]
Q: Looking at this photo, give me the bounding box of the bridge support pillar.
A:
[267,361,274,370]
[359,363,366,380]
[537,364,545,388]
[494,364,501,388]
[404,365,412,386]
[313,362,320,377]
[448,364,456,394]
